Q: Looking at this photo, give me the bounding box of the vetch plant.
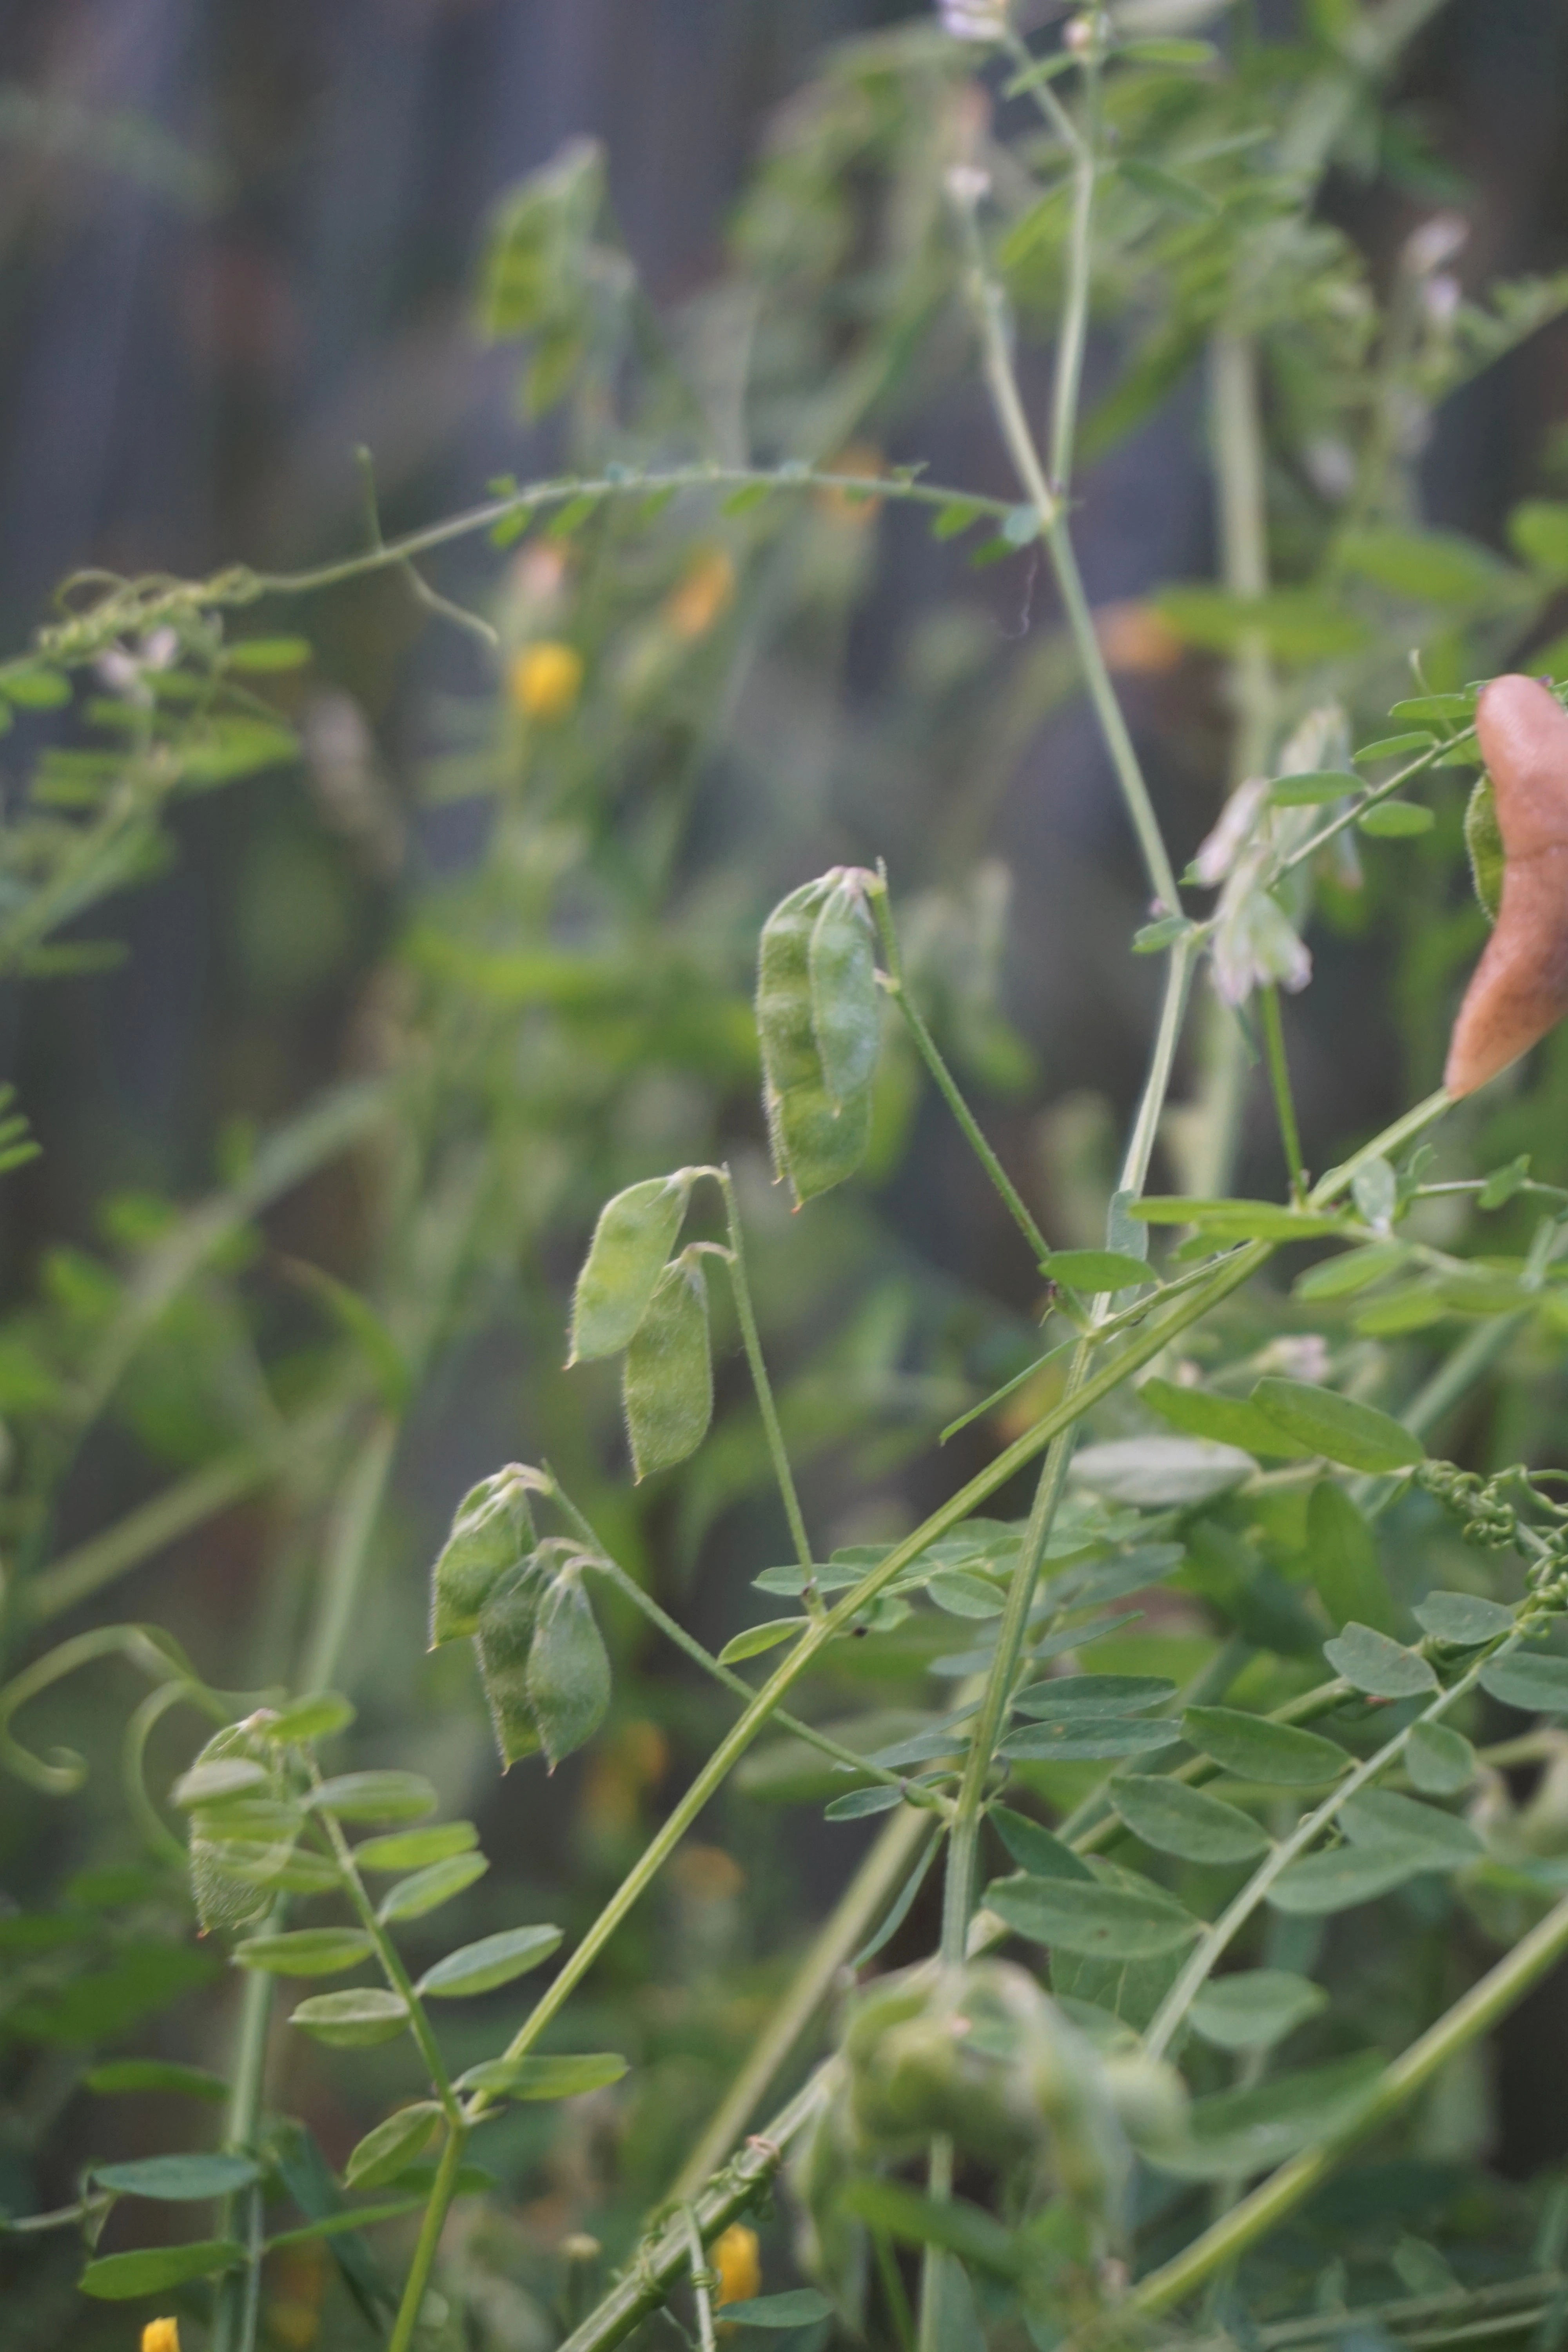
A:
[13,8,1568,2352]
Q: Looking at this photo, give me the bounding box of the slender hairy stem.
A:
[868,885,1049,1262]
[387,2119,469,2352]
[563,1508,952,1812]
[316,1806,462,2119]
[683,2207,719,2352]
[1128,1878,1568,2323]
[209,1931,279,2352]
[555,2073,829,2352]
[1143,1639,1509,2061]
[40,465,1015,663]
[716,1166,815,1583]
[1048,47,1100,494]
[1259,986,1307,1200]
[670,1806,932,2201]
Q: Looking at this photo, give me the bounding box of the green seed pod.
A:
[428,1465,537,1646]
[757,878,834,1101]
[526,1564,612,1769]
[568,1170,695,1363]
[766,1076,872,1205]
[809,875,880,1106]
[474,1556,550,1768]
[621,1250,712,1478]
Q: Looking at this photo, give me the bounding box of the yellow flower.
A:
[664,548,735,640]
[510,641,583,723]
[712,2222,761,2307]
[142,2324,180,2352]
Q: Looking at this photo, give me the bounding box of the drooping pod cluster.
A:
[1445,674,1568,1097]
[565,1166,714,1480]
[756,868,881,1202]
[427,1466,611,1770]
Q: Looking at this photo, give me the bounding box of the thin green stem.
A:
[868,885,1049,1263]
[555,2072,829,2352]
[209,1925,279,2352]
[715,1166,815,1584]
[1128,1877,1568,2323]
[683,2207,719,2352]
[40,465,1014,664]
[1259,986,1307,1201]
[387,2118,469,2352]
[1210,332,1276,787]
[1049,50,1100,494]
[555,1495,951,1813]
[316,1806,462,2120]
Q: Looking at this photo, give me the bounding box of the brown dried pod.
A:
[1444,675,1568,1098]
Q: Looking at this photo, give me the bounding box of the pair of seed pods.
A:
[1445,675,1568,1097]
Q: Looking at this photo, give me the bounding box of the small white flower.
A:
[1254,1334,1331,1384]
[1404,211,1469,278]
[94,628,180,705]
[938,0,1008,41]
[1192,777,1268,888]
[945,163,992,209]
[1424,271,1462,329]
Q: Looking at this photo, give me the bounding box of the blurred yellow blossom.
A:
[142,2325,180,2352]
[510,641,583,722]
[664,548,735,639]
[713,2222,761,2307]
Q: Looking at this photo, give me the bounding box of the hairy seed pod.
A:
[526,1564,612,1769]
[568,1170,694,1363]
[1445,675,1568,1097]
[621,1250,713,1478]
[428,1465,536,1646]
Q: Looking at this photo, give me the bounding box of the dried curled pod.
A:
[1444,674,1568,1098]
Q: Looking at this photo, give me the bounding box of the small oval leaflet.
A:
[826,1784,907,1820]
[1183,1706,1348,1787]
[456,2051,629,2100]
[1141,1376,1312,1460]
[1111,1775,1272,1865]
[1406,1722,1477,1795]
[1359,799,1435,837]
[568,1171,695,1362]
[809,876,880,1106]
[1189,1970,1327,2052]
[717,1617,806,1666]
[1270,769,1361,805]
[1250,1378,1425,1474]
[717,2292,836,2330]
[416,1922,564,1998]
[92,2152,261,2201]
[1071,1436,1256,1508]
[990,1806,1093,1882]
[345,2102,444,2189]
[1323,1622,1437,1699]
[1339,1787,1482,1867]
[999,1715,1182,1763]
[263,1690,357,1745]
[232,1927,375,1977]
[1045,1249,1151,1294]
[984,1868,1201,1958]
[1267,1841,1427,1915]
[307,1771,437,1824]
[622,1253,713,1479]
[354,1820,480,1874]
[1302,1480,1395,1635]
[80,2238,244,2301]
[377,1851,490,1923]
[1011,1674,1176,1719]
[1479,1651,1568,1715]
[1415,1590,1514,1646]
[1161,2053,1383,2180]
[290,1988,410,2047]
[173,1758,269,1808]
[1294,1240,1410,1301]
